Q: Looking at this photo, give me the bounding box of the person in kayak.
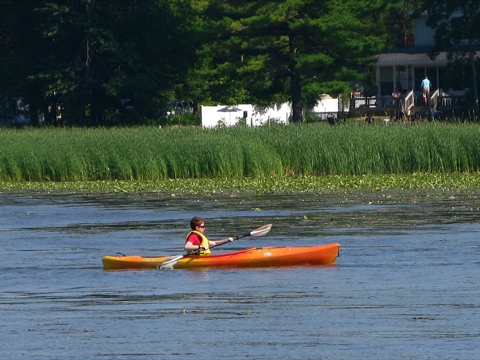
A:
[184,216,234,255]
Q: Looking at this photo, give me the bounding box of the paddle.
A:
[158,223,272,270]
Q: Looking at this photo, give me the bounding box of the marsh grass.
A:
[1,123,480,182]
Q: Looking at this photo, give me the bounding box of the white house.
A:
[375,12,478,97]
[201,103,290,128]
[201,96,341,127]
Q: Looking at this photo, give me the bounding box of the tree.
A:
[0,0,45,125]
[2,0,202,126]
[417,0,480,115]
[190,0,386,123]
[2,0,415,126]
[379,0,419,49]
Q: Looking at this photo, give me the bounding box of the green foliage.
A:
[2,124,480,182]
[374,0,416,50]
[162,113,201,127]
[189,0,386,123]
[1,0,203,126]
[3,0,472,127]
[3,172,480,195]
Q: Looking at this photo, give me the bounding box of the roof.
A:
[376,46,449,65]
[376,45,480,66]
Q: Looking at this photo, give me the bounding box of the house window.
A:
[415,67,425,90]
[426,68,437,89]
[438,67,446,90]
[379,67,394,95]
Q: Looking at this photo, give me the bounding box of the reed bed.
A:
[1,123,480,182]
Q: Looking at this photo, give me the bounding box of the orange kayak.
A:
[102,243,340,270]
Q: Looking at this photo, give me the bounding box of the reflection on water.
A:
[1,190,479,359]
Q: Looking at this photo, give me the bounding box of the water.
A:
[1,190,479,359]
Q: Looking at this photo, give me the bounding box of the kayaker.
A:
[185,216,234,255]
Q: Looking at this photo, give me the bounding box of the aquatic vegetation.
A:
[1,124,480,189]
[2,173,480,195]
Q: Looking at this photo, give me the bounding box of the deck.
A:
[348,89,468,122]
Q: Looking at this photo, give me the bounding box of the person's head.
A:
[190,216,205,231]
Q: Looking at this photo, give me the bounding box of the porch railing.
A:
[350,89,467,114]
[349,90,415,114]
[437,91,467,108]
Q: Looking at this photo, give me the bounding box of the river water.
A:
[1,189,479,359]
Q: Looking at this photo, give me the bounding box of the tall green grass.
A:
[1,123,480,182]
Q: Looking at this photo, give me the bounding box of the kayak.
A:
[102,243,340,270]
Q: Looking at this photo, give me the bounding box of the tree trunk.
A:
[289,35,302,123]
[468,40,479,117]
[25,94,40,126]
[290,74,302,123]
[43,94,57,125]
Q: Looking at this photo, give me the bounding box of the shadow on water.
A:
[1,189,480,359]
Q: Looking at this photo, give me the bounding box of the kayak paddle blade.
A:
[158,255,184,270]
[249,224,272,237]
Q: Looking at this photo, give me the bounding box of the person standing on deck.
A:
[184,216,234,255]
[421,76,432,105]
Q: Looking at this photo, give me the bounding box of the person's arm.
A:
[209,237,234,247]
[185,241,204,251]
[184,234,203,251]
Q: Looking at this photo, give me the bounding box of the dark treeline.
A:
[0,0,444,126]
